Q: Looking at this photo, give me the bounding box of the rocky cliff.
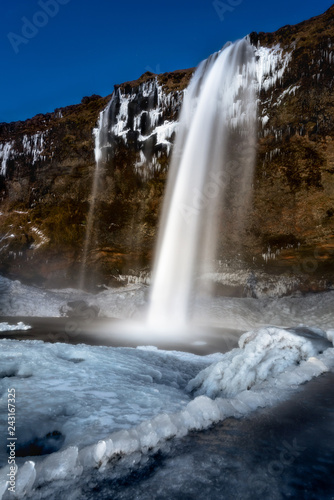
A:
[248,6,334,292]
[1,6,334,294]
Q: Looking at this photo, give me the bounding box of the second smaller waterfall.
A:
[79,111,104,289]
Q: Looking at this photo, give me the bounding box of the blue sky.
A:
[0,0,333,123]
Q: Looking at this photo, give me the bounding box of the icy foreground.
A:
[0,327,333,499]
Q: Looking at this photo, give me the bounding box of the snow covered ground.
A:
[0,275,147,320]
[0,324,333,499]
[1,274,334,332]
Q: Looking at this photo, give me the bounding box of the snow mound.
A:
[0,322,31,332]
[0,274,147,319]
[187,327,325,398]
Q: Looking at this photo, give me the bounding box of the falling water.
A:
[79,107,109,289]
[78,90,130,289]
[147,39,258,327]
[79,119,101,289]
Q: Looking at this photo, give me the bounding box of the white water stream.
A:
[148,39,258,326]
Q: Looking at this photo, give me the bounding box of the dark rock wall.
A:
[248,6,334,290]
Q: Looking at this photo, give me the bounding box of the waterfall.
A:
[147,39,258,327]
[79,108,105,289]
[79,95,117,289]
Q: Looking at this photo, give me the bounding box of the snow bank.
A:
[187,327,327,398]
[0,274,147,319]
[193,289,334,331]
[0,322,31,332]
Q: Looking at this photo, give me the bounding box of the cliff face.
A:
[248,6,334,290]
[1,6,334,293]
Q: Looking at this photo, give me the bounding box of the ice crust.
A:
[187,327,326,398]
[0,326,333,498]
